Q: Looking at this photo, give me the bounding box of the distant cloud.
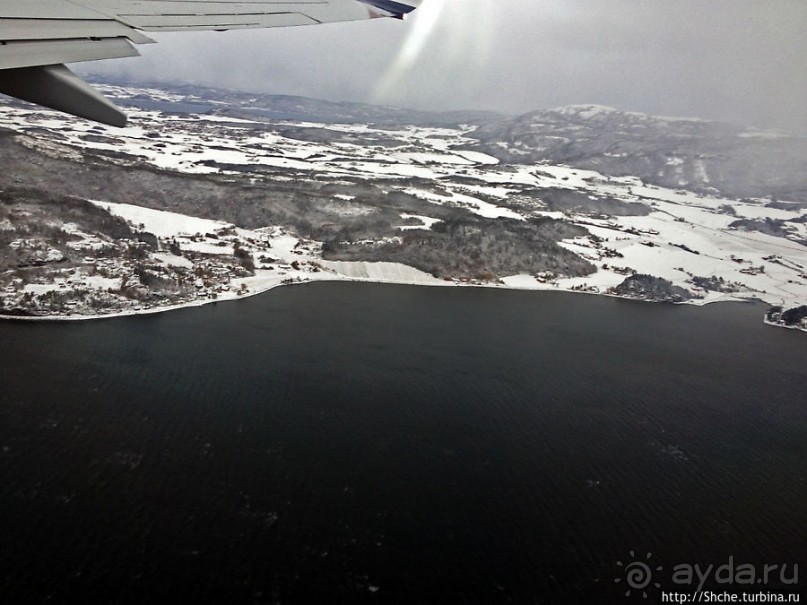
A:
[78,0,807,133]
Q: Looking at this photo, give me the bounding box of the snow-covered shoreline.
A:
[0,264,789,327]
[1,199,800,327]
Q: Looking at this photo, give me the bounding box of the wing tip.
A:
[356,0,420,19]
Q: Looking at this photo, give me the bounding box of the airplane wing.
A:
[0,0,422,126]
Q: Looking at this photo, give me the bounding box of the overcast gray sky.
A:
[80,0,807,132]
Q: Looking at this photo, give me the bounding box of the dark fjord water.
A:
[1,283,805,604]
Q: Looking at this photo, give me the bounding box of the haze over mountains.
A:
[117,79,807,204]
[470,104,807,204]
[0,80,805,327]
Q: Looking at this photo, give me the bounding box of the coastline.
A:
[3,266,793,330]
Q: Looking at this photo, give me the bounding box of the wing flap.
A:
[0,38,139,71]
[77,0,373,30]
[121,12,318,31]
[0,18,154,44]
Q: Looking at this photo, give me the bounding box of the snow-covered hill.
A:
[469,104,807,203]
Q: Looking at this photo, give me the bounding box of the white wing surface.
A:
[0,0,422,125]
